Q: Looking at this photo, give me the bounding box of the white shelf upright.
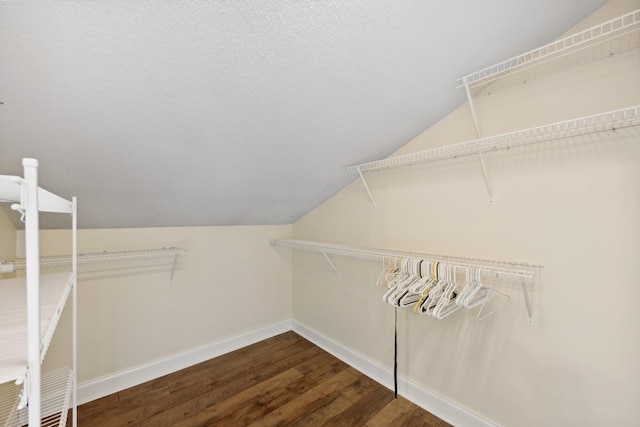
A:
[0,159,77,427]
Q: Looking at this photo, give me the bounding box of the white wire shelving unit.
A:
[0,247,187,273]
[347,106,640,205]
[0,159,77,427]
[1,247,187,285]
[456,9,640,91]
[270,238,541,323]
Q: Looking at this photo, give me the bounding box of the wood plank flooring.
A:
[73,331,452,426]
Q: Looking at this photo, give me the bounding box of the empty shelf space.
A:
[0,272,75,385]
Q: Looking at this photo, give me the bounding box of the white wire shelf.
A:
[271,239,540,323]
[347,105,640,174]
[270,239,540,281]
[1,366,73,427]
[1,247,187,274]
[0,175,73,215]
[0,273,74,385]
[0,176,22,204]
[456,9,640,89]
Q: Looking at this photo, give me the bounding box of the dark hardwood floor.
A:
[73,331,452,426]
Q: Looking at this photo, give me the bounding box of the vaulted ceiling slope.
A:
[0,0,606,229]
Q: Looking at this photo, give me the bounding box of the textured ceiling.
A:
[0,0,606,229]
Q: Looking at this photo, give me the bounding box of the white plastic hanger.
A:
[474,289,510,321]
[388,259,422,306]
[397,259,425,307]
[433,265,462,320]
[383,258,410,303]
[420,262,448,315]
[376,258,398,288]
[463,268,493,309]
[414,261,440,314]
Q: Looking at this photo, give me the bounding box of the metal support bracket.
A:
[169,254,179,285]
[321,250,340,276]
[464,81,494,203]
[522,279,534,325]
[16,372,28,410]
[356,167,377,208]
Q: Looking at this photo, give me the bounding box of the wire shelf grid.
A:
[347,106,640,173]
[2,367,73,427]
[1,247,187,273]
[456,9,640,89]
[270,239,541,281]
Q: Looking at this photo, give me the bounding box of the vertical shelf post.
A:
[71,196,78,427]
[23,159,41,426]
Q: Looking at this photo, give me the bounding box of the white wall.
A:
[0,209,16,269]
[0,209,17,412]
[27,225,292,384]
[292,1,640,426]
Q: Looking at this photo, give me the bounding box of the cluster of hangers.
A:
[377,258,509,321]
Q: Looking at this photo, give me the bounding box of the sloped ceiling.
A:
[0,0,606,229]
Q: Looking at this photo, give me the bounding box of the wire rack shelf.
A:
[347,105,640,174]
[456,9,640,89]
[270,239,540,281]
[1,247,187,274]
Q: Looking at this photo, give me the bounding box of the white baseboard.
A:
[291,320,498,427]
[77,319,292,405]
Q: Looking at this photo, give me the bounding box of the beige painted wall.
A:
[0,208,16,270]
[28,224,292,383]
[0,209,17,410]
[292,1,640,426]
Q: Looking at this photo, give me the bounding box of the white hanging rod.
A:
[456,9,640,88]
[1,247,187,274]
[347,105,640,174]
[270,239,540,281]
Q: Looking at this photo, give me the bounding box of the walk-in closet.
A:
[1,0,638,426]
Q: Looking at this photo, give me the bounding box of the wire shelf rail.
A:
[271,239,541,323]
[1,247,187,274]
[347,105,640,174]
[456,9,640,89]
[270,239,540,281]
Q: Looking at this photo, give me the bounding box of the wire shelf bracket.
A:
[356,167,376,207]
[463,79,494,203]
[321,250,340,276]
